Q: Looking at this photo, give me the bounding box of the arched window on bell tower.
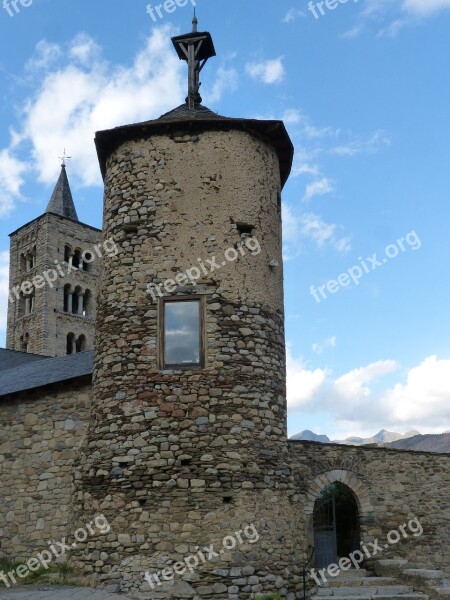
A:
[64,244,73,265]
[64,284,73,313]
[67,332,76,355]
[76,335,86,353]
[72,249,82,270]
[21,332,29,352]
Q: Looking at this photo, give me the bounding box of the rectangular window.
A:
[160,298,204,369]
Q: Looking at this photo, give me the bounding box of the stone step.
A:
[333,569,369,579]
[312,594,429,600]
[321,578,398,588]
[375,560,409,577]
[403,570,444,580]
[317,585,414,596]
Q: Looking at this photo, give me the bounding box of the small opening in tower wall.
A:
[223,496,233,504]
[235,222,255,236]
[180,458,192,467]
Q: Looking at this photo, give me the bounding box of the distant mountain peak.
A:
[288,428,450,453]
[290,430,331,443]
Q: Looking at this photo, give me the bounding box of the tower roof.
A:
[95,104,294,188]
[45,164,79,221]
[94,19,294,188]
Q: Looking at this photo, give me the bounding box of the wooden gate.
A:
[313,488,338,568]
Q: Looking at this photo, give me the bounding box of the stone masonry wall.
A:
[0,379,90,558]
[290,441,450,580]
[7,214,101,357]
[70,127,305,599]
[0,380,449,596]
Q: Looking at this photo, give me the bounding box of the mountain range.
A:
[289,429,450,453]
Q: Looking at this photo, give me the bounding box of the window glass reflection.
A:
[164,300,201,366]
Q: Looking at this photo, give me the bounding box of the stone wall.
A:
[0,379,90,558]
[290,441,450,580]
[0,379,449,597]
[69,127,305,598]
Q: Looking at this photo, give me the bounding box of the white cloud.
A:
[26,40,62,71]
[0,26,235,215]
[344,0,450,38]
[380,356,450,422]
[313,336,337,355]
[287,350,450,436]
[282,205,351,255]
[330,131,391,156]
[334,360,399,405]
[0,251,10,339]
[402,0,450,15]
[21,27,184,188]
[334,236,352,254]
[298,212,335,248]
[282,109,302,124]
[68,32,101,66]
[340,24,366,39]
[282,8,305,23]
[292,147,321,178]
[302,177,334,202]
[0,149,28,217]
[246,58,285,84]
[298,212,351,253]
[287,347,328,408]
[205,66,239,104]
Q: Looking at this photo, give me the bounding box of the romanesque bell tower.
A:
[72,19,301,598]
[6,160,101,357]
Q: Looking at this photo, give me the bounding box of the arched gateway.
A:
[304,469,375,568]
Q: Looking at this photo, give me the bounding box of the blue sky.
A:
[1,0,449,439]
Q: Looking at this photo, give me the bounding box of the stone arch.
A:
[64,244,73,263]
[305,470,373,516]
[84,289,93,316]
[304,469,374,552]
[72,248,83,270]
[21,332,29,352]
[63,284,73,312]
[66,332,76,355]
[76,334,86,353]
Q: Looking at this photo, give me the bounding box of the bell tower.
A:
[6,157,102,357]
[72,19,300,598]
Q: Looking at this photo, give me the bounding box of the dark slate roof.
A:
[157,103,226,122]
[0,348,51,371]
[45,165,79,221]
[95,102,294,188]
[0,350,94,397]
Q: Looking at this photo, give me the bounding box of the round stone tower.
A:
[72,20,302,599]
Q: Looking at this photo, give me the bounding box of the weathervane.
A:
[59,149,72,168]
[171,14,217,110]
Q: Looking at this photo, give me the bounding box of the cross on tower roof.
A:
[171,15,216,110]
[59,148,72,168]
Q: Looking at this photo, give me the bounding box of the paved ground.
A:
[0,586,127,599]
